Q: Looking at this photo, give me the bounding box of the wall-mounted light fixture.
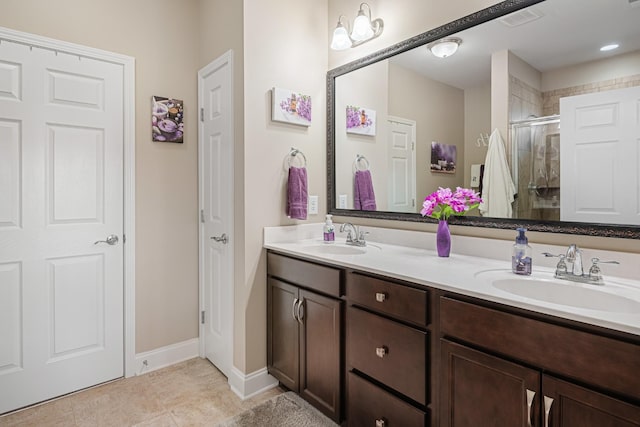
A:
[330,3,384,51]
[428,37,462,58]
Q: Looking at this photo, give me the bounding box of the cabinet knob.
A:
[375,292,387,302]
[375,418,386,427]
[375,346,388,358]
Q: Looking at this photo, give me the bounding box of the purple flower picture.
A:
[152,96,184,143]
[346,105,376,136]
[430,141,457,174]
[272,87,312,126]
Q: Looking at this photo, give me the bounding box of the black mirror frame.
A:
[326,0,639,239]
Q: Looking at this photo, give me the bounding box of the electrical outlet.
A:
[339,194,348,209]
[308,195,319,214]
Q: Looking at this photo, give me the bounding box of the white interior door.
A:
[0,37,124,414]
[387,117,417,213]
[560,86,640,224]
[198,51,234,379]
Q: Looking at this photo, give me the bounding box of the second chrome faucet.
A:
[543,244,619,285]
[340,222,368,247]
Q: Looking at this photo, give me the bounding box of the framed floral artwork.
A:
[271,87,312,126]
[430,141,457,174]
[152,96,184,143]
[346,105,376,136]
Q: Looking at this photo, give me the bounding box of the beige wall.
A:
[388,63,465,201]
[335,61,389,209]
[0,0,201,353]
[242,0,328,372]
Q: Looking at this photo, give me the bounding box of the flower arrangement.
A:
[280,93,312,122]
[346,105,372,129]
[420,187,482,221]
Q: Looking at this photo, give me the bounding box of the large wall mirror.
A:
[327,0,640,238]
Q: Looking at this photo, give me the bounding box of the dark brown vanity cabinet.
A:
[267,252,343,422]
[345,271,430,427]
[440,296,640,427]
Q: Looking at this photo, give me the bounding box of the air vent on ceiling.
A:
[499,8,544,27]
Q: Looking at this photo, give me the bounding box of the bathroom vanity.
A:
[265,226,640,426]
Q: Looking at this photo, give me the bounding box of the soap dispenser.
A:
[512,227,532,275]
[323,214,335,243]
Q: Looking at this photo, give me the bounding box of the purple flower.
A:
[420,187,482,221]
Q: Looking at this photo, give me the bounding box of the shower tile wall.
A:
[542,73,640,116]
[510,76,543,218]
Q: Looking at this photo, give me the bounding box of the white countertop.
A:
[264,224,640,337]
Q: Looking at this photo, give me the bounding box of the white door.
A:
[560,86,640,225]
[0,38,124,413]
[387,117,417,213]
[198,51,234,378]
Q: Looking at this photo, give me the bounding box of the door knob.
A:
[94,234,119,245]
[211,233,229,244]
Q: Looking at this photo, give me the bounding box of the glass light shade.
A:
[351,13,374,41]
[430,40,460,58]
[331,25,352,50]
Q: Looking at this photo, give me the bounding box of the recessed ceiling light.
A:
[600,43,620,52]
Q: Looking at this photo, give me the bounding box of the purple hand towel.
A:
[287,166,308,220]
[354,169,376,211]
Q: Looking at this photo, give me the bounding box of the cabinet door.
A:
[267,278,299,391]
[542,375,640,427]
[299,288,343,422]
[441,340,540,427]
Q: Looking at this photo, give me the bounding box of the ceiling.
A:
[391,0,640,90]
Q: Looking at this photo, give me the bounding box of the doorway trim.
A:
[0,26,137,378]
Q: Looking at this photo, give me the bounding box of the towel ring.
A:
[354,154,370,172]
[286,147,307,169]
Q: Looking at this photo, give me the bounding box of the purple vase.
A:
[436,220,451,257]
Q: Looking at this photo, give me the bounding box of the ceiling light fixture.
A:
[600,43,620,52]
[428,37,462,58]
[330,3,384,51]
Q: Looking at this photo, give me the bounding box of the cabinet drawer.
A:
[440,296,640,400]
[346,272,428,327]
[348,307,427,404]
[267,252,342,297]
[347,372,426,427]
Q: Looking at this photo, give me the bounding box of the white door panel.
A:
[199,51,234,379]
[0,37,124,414]
[387,117,416,213]
[560,86,640,224]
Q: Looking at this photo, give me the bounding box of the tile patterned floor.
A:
[0,358,284,426]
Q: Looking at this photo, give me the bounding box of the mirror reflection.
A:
[331,0,640,228]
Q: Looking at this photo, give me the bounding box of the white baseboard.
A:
[134,338,200,376]
[228,366,279,400]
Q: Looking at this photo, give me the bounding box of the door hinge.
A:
[200,209,205,223]
[123,234,126,243]
[412,199,415,207]
[200,108,204,122]
[201,310,205,324]
[412,141,415,151]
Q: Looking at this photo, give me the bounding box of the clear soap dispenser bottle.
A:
[512,227,532,275]
[323,214,335,243]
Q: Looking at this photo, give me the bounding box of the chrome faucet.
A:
[565,244,583,276]
[340,222,367,247]
[543,244,619,285]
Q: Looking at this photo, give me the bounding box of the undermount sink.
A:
[303,242,381,256]
[476,270,640,313]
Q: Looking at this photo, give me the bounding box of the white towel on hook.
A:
[479,128,516,218]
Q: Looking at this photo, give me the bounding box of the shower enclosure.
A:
[510,115,561,221]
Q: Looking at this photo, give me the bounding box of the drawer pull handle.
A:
[375,346,388,358]
[375,418,386,427]
[292,298,299,322]
[526,389,536,427]
[544,395,554,427]
[375,292,387,302]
